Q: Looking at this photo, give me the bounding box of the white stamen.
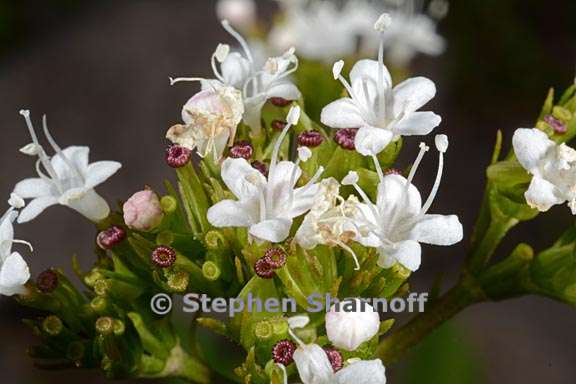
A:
[169,77,207,86]
[19,143,40,156]
[277,363,288,384]
[288,315,310,329]
[421,140,446,214]
[42,115,84,182]
[299,166,324,193]
[435,134,448,153]
[371,155,385,183]
[11,239,34,252]
[221,19,254,64]
[8,193,25,209]
[374,13,392,32]
[214,43,230,63]
[297,147,312,162]
[264,58,279,74]
[407,142,429,185]
[287,105,301,125]
[332,60,345,80]
[342,171,359,186]
[335,240,361,270]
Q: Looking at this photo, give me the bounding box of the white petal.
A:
[349,59,391,90]
[266,81,301,101]
[249,218,292,243]
[0,212,15,260]
[321,98,366,129]
[524,176,564,212]
[221,158,264,200]
[376,174,422,219]
[220,52,251,88]
[207,199,256,228]
[14,178,54,199]
[293,344,335,384]
[52,146,90,178]
[393,77,436,115]
[393,111,441,136]
[410,214,463,245]
[243,95,267,133]
[290,183,321,218]
[0,252,30,296]
[512,128,553,172]
[335,359,386,384]
[65,189,110,222]
[354,126,394,156]
[84,161,122,189]
[381,240,422,271]
[325,299,380,351]
[17,196,58,223]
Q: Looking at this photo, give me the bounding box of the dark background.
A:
[0,0,575,383]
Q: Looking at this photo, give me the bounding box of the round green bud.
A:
[167,271,189,292]
[42,315,63,336]
[94,279,109,296]
[160,195,178,213]
[254,320,273,340]
[113,319,125,336]
[95,316,114,335]
[204,230,226,250]
[202,261,221,281]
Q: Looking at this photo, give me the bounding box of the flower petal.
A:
[221,52,251,88]
[0,252,30,296]
[354,125,394,156]
[293,344,335,384]
[0,211,16,261]
[207,199,257,228]
[410,214,463,245]
[393,111,441,136]
[320,98,366,129]
[380,240,422,271]
[349,59,391,90]
[393,76,436,115]
[52,146,90,179]
[17,196,58,223]
[243,95,267,133]
[376,174,422,219]
[249,218,292,243]
[221,158,265,200]
[524,176,564,212]
[64,189,110,222]
[84,161,122,190]
[14,178,54,199]
[266,81,301,101]
[335,359,386,384]
[512,128,553,173]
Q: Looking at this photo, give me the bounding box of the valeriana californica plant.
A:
[3,7,576,384]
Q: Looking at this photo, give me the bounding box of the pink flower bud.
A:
[123,190,164,232]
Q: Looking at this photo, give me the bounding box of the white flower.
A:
[347,136,463,271]
[216,0,256,30]
[13,111,122,223]
[325,298,380,351]
[280,314,387,384]
[170,21,300,135]
[0,209,31,296]
[166,85,244,160]
[207,106,322,243]
[321,16,441,156]
[512,128,576,213]
[295,178,362,269]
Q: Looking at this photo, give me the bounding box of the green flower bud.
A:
[160,195,178,213]
[167,271,190,292]
[95,316,115,335]
[84,270,104,287]
[94,279,110,296]
[552,106,572,122]
[202,261,221,281]
[204,230,227,250]
[90,296,108,314]
[254,320,274,341]
[42,315,63,336]
[113,319,126,336]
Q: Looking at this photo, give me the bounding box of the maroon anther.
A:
[324,347,343,372]
[334,128,359,150]
[251,161,269,177]
[96,226,126,250]
[36,270,59,293]
[298,131,324,148]
[385,168,401,176]
[165,145,192,168]
[254,257,275,279]
[544,115,567,134]
[272,339,297,365]
[271,120,288,131]
[263,248,287,269]
[151,246,177,268]
[269,97,292,107]
[229,141,254,159]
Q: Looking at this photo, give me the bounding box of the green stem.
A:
[466,216,518,274]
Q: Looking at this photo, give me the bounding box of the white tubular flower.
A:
[207,107,322,243]
[283,314,387,384]
[13,111,122,224]
[512,128,576,213]
[325,299,380,351]
[295,178,362,269]
[0,209,31,296]
[166,85,244,161]
[215,0,256,30]
[351,137,463,271]
[170,21,300,136]
[321,22,441,156]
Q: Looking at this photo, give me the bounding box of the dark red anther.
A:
[36,270,59,293]
[251,161,268,177]
[298,131,324,148]
[544,115,567,134]
[166,145,192,168]
[229,141,254,159]
[263,248,287,269]
[254,257,275,279]
[151,246,177,268]
[385,168,401,176]
[269,97,292,107]
[324,347,343,372]
[271,120,288,131]
[334,128,359,150]
[97,226,126,250]
[272,339,297,365]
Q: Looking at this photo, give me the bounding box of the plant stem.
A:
[467,216,518,274]
[376,276,486,364]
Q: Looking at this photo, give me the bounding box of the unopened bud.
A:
[42,315,63,336]
[202,261,221,281]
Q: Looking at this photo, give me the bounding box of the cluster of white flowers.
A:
[0,111,122,297]
[218,0,447,65]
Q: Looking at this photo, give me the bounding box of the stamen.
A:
[277,363,289,384]
[19,110,60,184]
[407,142,429,186]
[421,135,448,214]
[169,77,206,86]
[298,166,324,193]
[371,154,385,183]
[221,19,254,64]
[11,239,34,252]
[42,115,84,182]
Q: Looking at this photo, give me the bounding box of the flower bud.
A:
[96,225,126,250]
[202,261,221,281]
[323,347,343,372]
[36,269,59,293]
[325,299,380,351]
[272,339,296,365]
[151,246,176,268]
[544,115,567,134]
[298,131,324,148]
[42,315,63,336]
[216,0,256,30]
[165,145,192,168]
[263,248,287,269]
[95,316,114,335]
[123,190,165,232]
[229,141,254,159]
[254,257,275,279]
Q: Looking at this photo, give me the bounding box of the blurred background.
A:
[0,0,575,383]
